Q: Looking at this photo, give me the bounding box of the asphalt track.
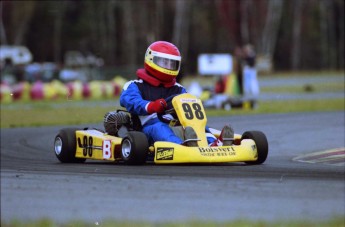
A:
[1,111,344,224]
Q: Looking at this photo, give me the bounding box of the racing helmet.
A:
[144,41,181,83]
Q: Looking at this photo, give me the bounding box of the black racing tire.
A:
[121,131,149,165]
[242,131,268,165]
[54,128,86,163]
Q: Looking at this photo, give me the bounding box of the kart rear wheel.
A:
[242,131,268,165]
[121,131,149,165]
[54,128,86,163]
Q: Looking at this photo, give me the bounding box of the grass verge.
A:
[1,98,344,128]
[1,217,344,227]
[260,82,344,93]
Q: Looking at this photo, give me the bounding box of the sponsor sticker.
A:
[198,147,236,157]
[180,98,198,103]
[156,147,174,160]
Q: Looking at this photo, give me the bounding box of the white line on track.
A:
[293,147,345,166]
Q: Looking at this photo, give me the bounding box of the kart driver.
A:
[120,41,234,147]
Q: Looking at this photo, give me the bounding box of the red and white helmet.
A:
[144,41,181,84]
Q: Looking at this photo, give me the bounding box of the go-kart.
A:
[54,93,268,165]
[202,93,258,111]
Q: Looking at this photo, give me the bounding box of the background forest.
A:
[1,0,344,79]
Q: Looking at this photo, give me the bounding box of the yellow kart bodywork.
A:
[54,93,268,165]
[153,140,258,164]
[74,129,122,161]
[71,129,257,164]
[71,129,258,164]
[153,93,259,164]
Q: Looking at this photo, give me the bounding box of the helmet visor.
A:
[153,56,180,71]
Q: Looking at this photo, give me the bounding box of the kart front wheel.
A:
[121,131,149,165]
[242,131,268,165]
[54,128,86,163]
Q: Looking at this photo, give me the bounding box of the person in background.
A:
[242,44,259,99]
[234,46,244,95]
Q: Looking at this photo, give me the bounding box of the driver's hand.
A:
[147,98,167,114]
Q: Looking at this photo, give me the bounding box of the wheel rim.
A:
[122,139,131,159]
[54,137,63,155]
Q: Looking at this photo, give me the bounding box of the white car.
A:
[0,45,33,65]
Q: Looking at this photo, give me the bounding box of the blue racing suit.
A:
[120,78,187,144]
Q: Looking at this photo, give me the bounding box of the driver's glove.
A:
[147,98,167,114]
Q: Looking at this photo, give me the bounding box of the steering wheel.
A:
[157,94,180,124]
[165,94,178,107]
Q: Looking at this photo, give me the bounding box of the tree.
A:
[291,0,303,70]
[53,1,67,63]
[257,0,284,60]
[2,1,36,45]
[0,1,8,44]
[1,0,343,73]
[121,1,137,69]
[172,0,191,62]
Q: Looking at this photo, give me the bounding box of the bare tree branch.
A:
[291,0,303,70]
[258,0,283,57]
[0,1,8,44]
[12,1,36,45]
[173,0,190,61]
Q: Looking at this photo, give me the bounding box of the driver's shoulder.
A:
[123,79,144,90]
